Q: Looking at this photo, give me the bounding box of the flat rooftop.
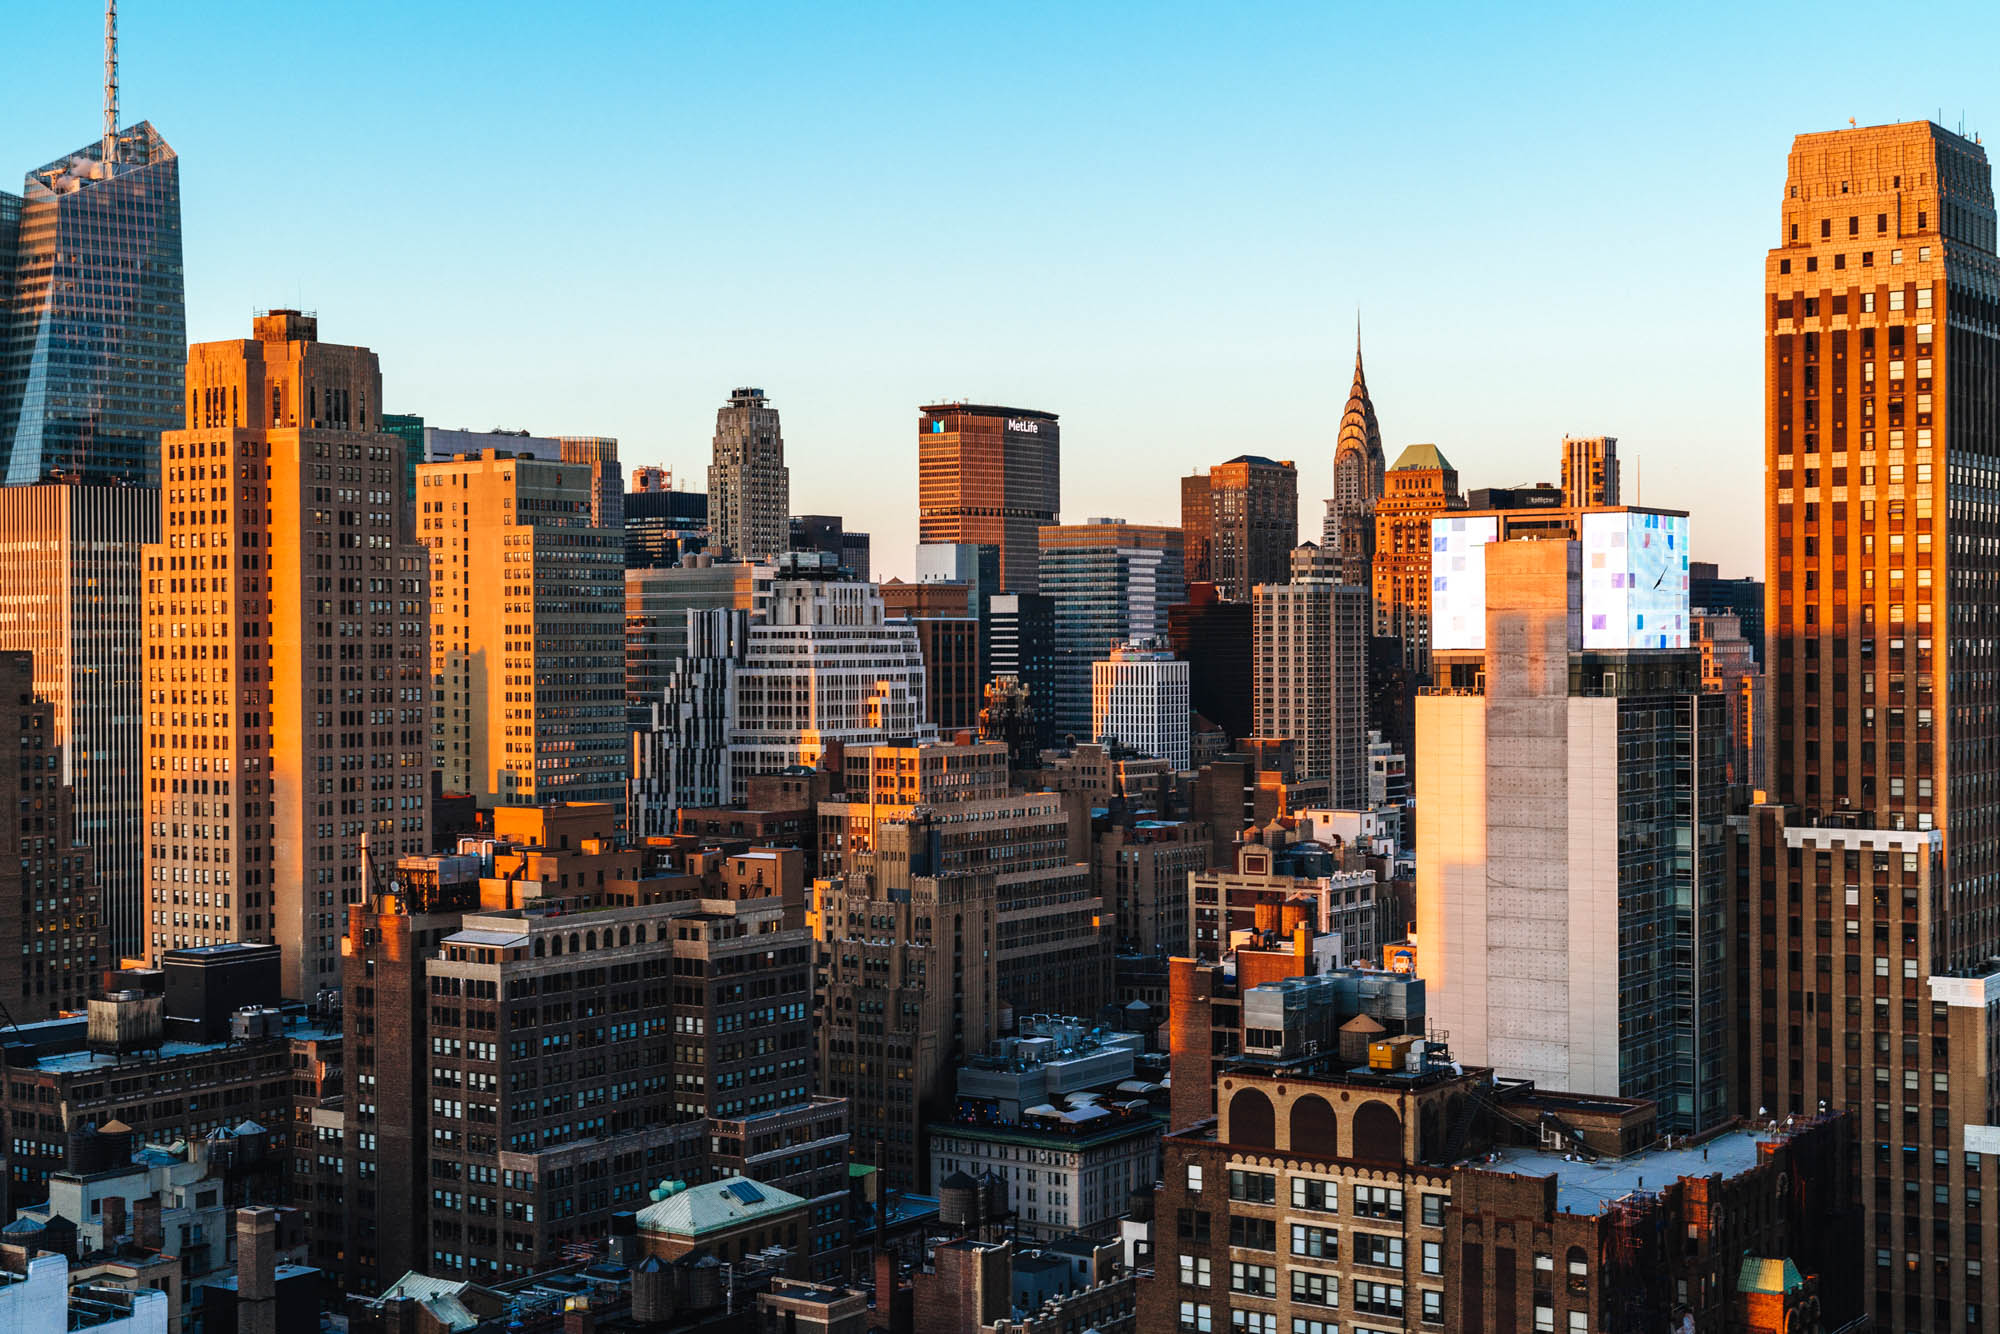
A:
[1480,1127,1775,1214]
[21,1021,341,1075]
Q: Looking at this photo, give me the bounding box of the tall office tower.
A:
[556,435,622,528]
[818,739,1103,1189]
[917,403,1060,594]
[1694,610,1767,803]
[1689,560,1766,664]
[1039,518,1185,740]
[0,33,183,489]
[708,388,789,561]
[1372,443,1464,672]
[0,652,104,1017]
[987,592,1057,744]
[0,483,156,956]
[1182,456,1298,601]
[1253,570,1369,807]
[915,540,999,676]
[788,513,870,579]
[624,485,709,570]
[379,413,424,533]
[1168,583,1254,742]
[1179,472,1214,586]
[419,448,626,813]
[1417,528,1728,1132]
[142,312,431,998]
[1091,637,1191,769]
[1323,332,1385,590]
[624,559,767,720]
[1560,434,1620,508]
[1742,122,2000,1328]
[880,577,980,731]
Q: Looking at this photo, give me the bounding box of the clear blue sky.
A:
[7,2,1999,580]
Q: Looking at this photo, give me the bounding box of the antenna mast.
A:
[102,0,119,165]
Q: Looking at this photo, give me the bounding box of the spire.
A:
[102,0,119,165]
[1355,311,1363,373]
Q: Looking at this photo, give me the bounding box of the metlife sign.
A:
[1006,418,1040,434]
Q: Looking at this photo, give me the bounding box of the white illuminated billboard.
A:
[1429,515,1500,650]
[1581,511,1689,649]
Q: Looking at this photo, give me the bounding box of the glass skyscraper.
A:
[0,122,184,487]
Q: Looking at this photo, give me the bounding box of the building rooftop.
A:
[1478,1126,1778,1214]
[1390,443,1455,472]
[18,1016,341,1075]
[635,1177,806,1237]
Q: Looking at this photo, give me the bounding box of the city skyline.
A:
[13,5,2000,579]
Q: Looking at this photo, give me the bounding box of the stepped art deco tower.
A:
[1744,121,2000,1330]
[1322,328,1385,590]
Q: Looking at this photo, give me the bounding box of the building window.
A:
[1424,1291,1445,1325]
[1354,1283,1405,1319]
[1291,1177,1337,1212]
[1422,1240,1441,1275]
[1180,1302,1214,1333]
[1231,1262,1277,1297]
[1291,1224,1338,1260]
[1421,1194,1445,1228]
[1355,1233,1404,1269]
[1231,1314,1276,1334]
[1534,1306,1555,1333]
[1352,1185,1403,1220]
[1187,1164,1204,1193]
[1229,1170,1276,1204]
[1181,1256,1212,1288]
[1290,1271,1337,1308]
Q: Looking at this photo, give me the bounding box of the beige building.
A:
[143,311,431,996]
[1558,434,1619,508]
[708,387,789,561]
[418,448,625,812]
[1252,568,1368,807]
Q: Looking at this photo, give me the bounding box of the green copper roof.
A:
[1736,1256,1806,1295]
[1390,443,1455,472]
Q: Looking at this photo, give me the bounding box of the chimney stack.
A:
[101,1195,126,1247]
[235,1206,279,1334]
[132,1197,162,1252]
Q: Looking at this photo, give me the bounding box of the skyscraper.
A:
[1038,518,1185,740]
[0,12,182,487]
[1372,443,1464,672]
[1323,331,1385,590]
[0,652,104,1018]
[420,447,627,813]
[1181,455,1297,601]
[142,311,432,998]
[918,403,1060,594]
[0,483,157,956]
[1417,528,1727,1132]
[1560,434,1620,508]
[1743,121,2000,1326]
[1253,568,1369,808]
[1091,637,1191,769]
[708,388,789,561]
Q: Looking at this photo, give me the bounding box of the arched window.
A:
[1289,1095,1338,1153]
[1351,1101,1404,1162]
[1229,1088,1276,1148]
[533,937,545,958]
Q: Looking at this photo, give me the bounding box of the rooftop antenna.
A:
[102,0,119,165]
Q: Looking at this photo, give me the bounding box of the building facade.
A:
[708,388,789,561]
[1559,434,1619,509]
[1743,119,2000,1330]
[1371,444,1464,673]
[1181,457,1297,603]
[1252,574,1369,808]
[1091,638,1191,771]
[0,483,157,956]
[1168,584,1253,743]
[1417,537,1728,1133]
[141,312,431,997]
[1040,519,1186,741]
[919,404,1060,595]
[1323,334,1385,591]
[419,447,626,812]
[0,124,183,488]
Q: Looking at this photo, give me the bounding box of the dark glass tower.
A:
[0,122,184,487]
